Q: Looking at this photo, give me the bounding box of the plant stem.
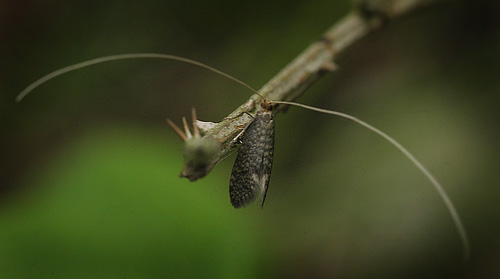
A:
[183,0,441,180]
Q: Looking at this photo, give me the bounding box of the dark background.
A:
[1,0,499,278]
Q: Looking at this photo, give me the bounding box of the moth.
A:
[17,53,469,258]
[229,100,275,208]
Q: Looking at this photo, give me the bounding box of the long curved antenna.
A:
[16,53,259,102]
[273,100,470,260]
[18,52,469,259]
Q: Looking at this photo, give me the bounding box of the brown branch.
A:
[178,0,442,181]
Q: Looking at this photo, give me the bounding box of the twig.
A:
[181,0,441,180]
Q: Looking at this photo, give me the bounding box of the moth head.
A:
[260,99,274,111]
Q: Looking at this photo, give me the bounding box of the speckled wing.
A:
[229,110,275,208]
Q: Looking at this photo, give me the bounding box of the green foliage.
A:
[3,0,500,277]
[0,126,260,278]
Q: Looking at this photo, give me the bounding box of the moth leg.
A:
[223,110,255,122]
[224,97,258,148]
[228,118,252,148]
[223,97,256,121]
[215,149,237,164]
[225,110,256,148]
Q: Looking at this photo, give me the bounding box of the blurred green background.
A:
[1,0,499,278]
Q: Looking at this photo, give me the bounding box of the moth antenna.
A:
[191,107,200,138]
[16,53,260,102]
[272,100,470,260]
[166,118,188,142]
[182,117,192,139]
[17,52,468,257]
[254,92,266,102]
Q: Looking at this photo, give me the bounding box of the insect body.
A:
[229,101,275,208]
[17,53,469,258]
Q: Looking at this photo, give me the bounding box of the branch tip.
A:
[182,117,192,139]
[166,118,188,142]
[191,107,200,138]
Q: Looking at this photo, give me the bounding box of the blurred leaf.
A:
[0,125,260,278]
